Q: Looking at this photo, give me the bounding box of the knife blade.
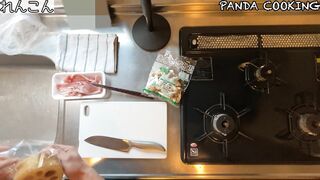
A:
[84,135,166,153]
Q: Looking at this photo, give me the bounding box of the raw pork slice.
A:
[56,74,102,97]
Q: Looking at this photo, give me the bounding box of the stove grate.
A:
[194,93,253,157]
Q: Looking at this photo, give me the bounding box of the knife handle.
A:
[91,83,154,100]
[130,140,166,152]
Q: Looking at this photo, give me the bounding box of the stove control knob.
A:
[190,147,199,157]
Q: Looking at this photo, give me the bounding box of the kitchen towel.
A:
[56,33,118,74]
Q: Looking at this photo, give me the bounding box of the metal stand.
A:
[132,0,171,51]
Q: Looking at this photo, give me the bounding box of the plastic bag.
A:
[0,140,63,180]
[0,140,52,159]
[0,14,47,55]
[144,50,196,106]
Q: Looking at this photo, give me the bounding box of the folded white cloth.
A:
[56,33,118,74]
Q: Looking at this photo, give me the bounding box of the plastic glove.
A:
[0,146,18,180]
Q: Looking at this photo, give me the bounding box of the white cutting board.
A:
[78,101,167,159]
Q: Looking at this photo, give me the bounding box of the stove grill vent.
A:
[262,34,320,48]
[196,35,259,49]
[194,34,320,49]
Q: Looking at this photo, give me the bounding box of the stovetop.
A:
[180,26,320,164]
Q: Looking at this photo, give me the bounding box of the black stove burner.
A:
[296,112,320,138]
[238,55,285,94]
[212,114,236,137]
[194,93,253,157]
[275,92,320,157]
[288,104,320,142]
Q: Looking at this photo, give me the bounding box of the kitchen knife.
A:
[84,135,166,152]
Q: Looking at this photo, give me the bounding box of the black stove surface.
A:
[180,26,320,164]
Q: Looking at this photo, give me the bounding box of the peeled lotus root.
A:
[14,153,63,180]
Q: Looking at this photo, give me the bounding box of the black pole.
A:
[132,0,171,52]
[141,0,154,31]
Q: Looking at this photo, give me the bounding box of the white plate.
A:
[52,71,106,100]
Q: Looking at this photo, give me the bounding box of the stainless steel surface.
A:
[44,4,320,179]
[85,135,165,152]
[0,55,59,142]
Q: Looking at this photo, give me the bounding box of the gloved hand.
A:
[42,144,103,180]
[0,146,18,180]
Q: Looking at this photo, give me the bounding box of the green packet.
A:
[144,50,197,106]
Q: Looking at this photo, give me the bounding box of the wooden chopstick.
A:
[91,83,154,100]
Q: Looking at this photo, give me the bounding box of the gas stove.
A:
[180,26,320,164]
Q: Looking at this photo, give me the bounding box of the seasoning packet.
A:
[144,50,196,106]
